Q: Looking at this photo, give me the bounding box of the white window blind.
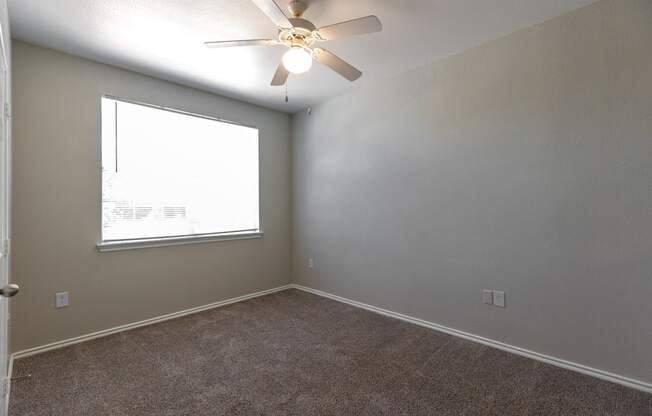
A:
[100,97,260,245]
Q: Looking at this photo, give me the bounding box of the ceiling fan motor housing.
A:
[279,18,317,49]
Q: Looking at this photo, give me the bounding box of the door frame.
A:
[0,17,10,416]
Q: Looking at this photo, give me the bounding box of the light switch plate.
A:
[56,292,69,308]
[493,290,506,308]
[482,289,493,305]
[307,258,314,269]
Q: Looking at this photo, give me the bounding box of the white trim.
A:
[4,354,11,415]
[289,284,652,394]
[0,19,10,416]
[96,230,263,252]
[12,284,291,359]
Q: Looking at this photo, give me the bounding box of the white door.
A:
[0,22,11,416]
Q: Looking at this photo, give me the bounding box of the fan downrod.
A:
[287,0,308,18]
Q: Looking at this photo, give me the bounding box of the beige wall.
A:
[11,41,291,352]
[292,0,652,385]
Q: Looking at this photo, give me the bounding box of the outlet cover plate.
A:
[493,290,506,308]
[482,289,493,305]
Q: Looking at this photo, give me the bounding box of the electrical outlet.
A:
[493,290,506,308]
[307,257,314,269]
[55,292,69,308]
[482,289,493,305]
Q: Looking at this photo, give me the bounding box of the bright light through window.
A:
[101,97,260,243]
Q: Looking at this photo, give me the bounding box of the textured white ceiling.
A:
[9,0,597,113]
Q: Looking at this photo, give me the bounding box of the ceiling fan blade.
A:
[271,61,290,86]
[204,39,278,48]
[316,16,382,41]
[250,0,293,29]
[312,48,362,81]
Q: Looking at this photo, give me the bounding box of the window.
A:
[99,96,260,250]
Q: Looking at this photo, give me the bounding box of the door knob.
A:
[0,283,19,298]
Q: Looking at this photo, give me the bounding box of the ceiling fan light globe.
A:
[282,47,312,74]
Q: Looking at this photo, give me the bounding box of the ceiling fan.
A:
[204,0,382,86]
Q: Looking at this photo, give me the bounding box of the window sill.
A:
[96,230,263,252]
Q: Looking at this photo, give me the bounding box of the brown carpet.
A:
[9,289,652,415]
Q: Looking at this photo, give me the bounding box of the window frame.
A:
[96,94,263,252]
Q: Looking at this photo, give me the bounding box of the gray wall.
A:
[11,41,291,352]
[292,0,652,385]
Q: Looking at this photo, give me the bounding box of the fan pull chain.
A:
[285,82,289,103]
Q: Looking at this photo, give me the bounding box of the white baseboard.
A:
[289,284,652,394]
[11,284,292,360]
[4,354,12,416]
[9,282,652,396]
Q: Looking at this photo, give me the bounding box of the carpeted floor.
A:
[9,289,652,415]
